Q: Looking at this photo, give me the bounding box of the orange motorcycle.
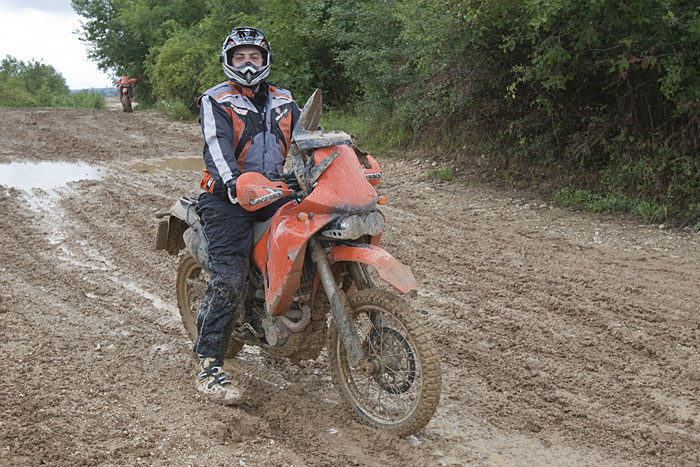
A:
[114,75,136,112]
[155,90,441,436]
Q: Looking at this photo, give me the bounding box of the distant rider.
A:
[193,27,300,404]
[113,75,137,99]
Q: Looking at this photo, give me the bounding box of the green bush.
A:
[146,27,215,113]
[71,0,700,225]
[68,90,106,109]
[554,187,675,224]
[0,56,69,108]
[430,167,455,182]
[320,109,409,155]
[0,78,38,107]
[0,56,107,110]
[156,98,198,121]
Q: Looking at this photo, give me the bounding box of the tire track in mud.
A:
[2,108,700,466]
[17,187,186,340]
[33,164,438,466]
[378,159,700,465]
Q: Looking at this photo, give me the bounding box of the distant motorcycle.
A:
[114,75,137,112]
[155,90,442,437]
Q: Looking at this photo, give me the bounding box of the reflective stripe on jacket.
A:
[197,81,300,189]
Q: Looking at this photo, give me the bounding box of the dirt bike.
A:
[155,90,441,437]
[119,84,133,112]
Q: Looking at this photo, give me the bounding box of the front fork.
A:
[309,237,371,369]
[347,261,386,331]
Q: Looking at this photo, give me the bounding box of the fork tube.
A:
[308,237,365,366]
[348,262,373,290]
[347,262,385,330]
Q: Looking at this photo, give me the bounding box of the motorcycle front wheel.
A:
[176,253,243,358]
[120,93,132,112]
[326,288,441,437]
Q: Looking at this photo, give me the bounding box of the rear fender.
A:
[154,196,199,254]
[330,244,417,294]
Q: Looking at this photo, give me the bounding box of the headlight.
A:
[340,215,365,239]
[365,211,385,236]
[320,211,385,240]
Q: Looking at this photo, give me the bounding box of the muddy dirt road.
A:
[0,107,698,466]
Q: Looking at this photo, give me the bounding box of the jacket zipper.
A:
[262,107,267,172]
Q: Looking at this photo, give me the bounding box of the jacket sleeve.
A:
[200,94,240,184]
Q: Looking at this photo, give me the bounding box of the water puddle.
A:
[129,156,203,173]
[0,161,104,195]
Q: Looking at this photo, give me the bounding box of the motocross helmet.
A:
[220,27,272,87]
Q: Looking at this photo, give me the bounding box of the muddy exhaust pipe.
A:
[279,304,311,332]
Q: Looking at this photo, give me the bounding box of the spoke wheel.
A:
[327,289,441,437]
[176,253,243,358]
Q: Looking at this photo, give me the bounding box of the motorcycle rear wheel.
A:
[176,253,243,358]
[327,288,441,437]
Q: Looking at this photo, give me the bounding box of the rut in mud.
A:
[0,107,698,466]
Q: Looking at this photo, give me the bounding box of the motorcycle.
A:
[155,90,441,437]
[119,83,133,112]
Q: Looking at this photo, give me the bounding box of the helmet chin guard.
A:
[220,27,272,87]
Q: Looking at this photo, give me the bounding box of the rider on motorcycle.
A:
[113,75,137,96]
[193,26,301,404]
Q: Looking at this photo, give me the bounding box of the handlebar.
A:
[265,170,301,192]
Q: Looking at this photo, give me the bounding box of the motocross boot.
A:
[195,357,244,405]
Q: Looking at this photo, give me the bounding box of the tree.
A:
[0,56,69,107]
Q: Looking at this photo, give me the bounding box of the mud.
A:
[0,106,698,466]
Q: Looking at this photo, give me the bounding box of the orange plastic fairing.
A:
[250,144,388,316]
[364,154,382,186]
[236,172,291,211]
[253,202,333,316]
[330,244,417,294]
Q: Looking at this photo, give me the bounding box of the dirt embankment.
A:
[0,107,698,466]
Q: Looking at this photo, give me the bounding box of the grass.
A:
[67,90,106,110]
[320,109,409,155]
[553,187,673,224]
[429,167,455,181]
[155,99,199,121]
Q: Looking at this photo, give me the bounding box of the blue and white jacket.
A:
[197,81,300,196]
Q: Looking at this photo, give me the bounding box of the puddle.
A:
[0,162,103,246]
[0,161,104,194]
[129,156,204,173]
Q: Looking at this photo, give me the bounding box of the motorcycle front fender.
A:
[330,244,417,294]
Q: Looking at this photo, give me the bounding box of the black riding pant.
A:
[193,192,287,362]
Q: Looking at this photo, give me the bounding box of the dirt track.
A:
[0,106,698,466]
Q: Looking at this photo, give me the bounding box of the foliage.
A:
[71,0,700,224]
[155,99,198,121]
[145,26,213,112]
[0,78,38,107]
[0,56,104,109]
[0,56,68,107]
[383,0,700,224]
[68,90,106,109]
[321,109,409,155]
[430,167,455,182]
[72,0,354,112]
[553,187,676,224]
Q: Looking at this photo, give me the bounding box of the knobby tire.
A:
[176,253,243,358]
[326,288,442,437]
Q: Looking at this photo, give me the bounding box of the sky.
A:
[0,0,114,89]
